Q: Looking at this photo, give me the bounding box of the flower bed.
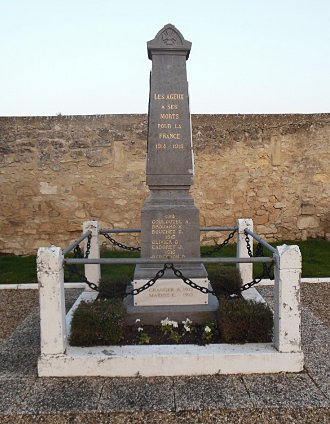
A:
[69,296,273,347]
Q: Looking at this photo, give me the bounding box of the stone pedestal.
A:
[134,189,207,282]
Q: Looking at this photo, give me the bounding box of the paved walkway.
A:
[0,287,329,423]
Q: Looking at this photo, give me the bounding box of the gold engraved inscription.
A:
[154,93,184,100]
[151,214,188,259]
[159,133,180,140]
[154,93,185,150]
[160,113,179,120]
[148,286,193,298]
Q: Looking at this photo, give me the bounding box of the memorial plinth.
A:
[126,24,218,323]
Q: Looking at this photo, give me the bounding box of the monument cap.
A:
[147,23,192,60]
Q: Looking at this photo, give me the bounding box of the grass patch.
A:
[251,239,330,278]
[0,254,38,284]
[0,239,329,284]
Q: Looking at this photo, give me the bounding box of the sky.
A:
[0,0,329,116]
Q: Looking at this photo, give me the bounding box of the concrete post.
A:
[236,219,253,284]
[83,221,101,290]
[273,245,302,353]
[37,246,67,355]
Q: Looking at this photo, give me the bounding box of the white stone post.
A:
[37,246,67,355]
[273,245,302,352]
[83,220,101,290]
[236,219,253,284]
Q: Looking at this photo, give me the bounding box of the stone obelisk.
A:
[129,24,218,322]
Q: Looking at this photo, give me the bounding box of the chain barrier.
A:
[244,229,274,281]
[201,229,237,256]
[64,261,170,297]
[101,233,141,252]
[169,262,274,297]
[64,230,274,297]
[64,259,274,299]
[64,234,92,283]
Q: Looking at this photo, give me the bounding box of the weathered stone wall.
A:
[0,114,329,255]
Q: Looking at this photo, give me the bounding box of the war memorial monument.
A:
[36,24,304,377]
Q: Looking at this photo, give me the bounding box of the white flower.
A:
[184,324,191,332]
[182,318,192,325]
[161,317,170,326]
[204,326,211,333]
[135,318,141,323]
[137,327,144,332]
[171,320,178,328]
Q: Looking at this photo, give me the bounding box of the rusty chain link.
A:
[202,229,237,256]
[101,233,141,252]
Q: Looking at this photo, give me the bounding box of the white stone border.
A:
[36,224,305,376]
[0,283,86,290]
[38,343,303,377]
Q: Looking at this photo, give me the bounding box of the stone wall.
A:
[0,113,329,255]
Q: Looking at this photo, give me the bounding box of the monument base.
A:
[124,283,219,325]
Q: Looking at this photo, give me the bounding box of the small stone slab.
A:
[308,371,330,401]
[243,374,329,407]
[0,346,39,378]
[98,377,175,412]
[0,377,35,414]
[173,375,252,411]
[19,377,103,414]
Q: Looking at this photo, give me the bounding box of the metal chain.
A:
[64,262,169,297]
[65,234,92,282]
[65,229,274,297]
[102,233,141,252]
[65,258,274,298]
[85,234,91,258]
[170,265,216,295]
[202,229,237,256]
[244,231,253,258]
[169,263,274,296]
[244,229,274,281]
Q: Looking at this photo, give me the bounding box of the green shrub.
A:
[70,299,126,346]
[218,297,273,343]
[98,275,130,299]
[208,266,242,296]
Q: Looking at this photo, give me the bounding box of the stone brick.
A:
[301,203,315,215]
[297,216,319,230]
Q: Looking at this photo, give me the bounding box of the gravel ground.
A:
[301,284,330,327]
[0,285,329,423]
[0,408,329,424]
[0,290,38,340]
